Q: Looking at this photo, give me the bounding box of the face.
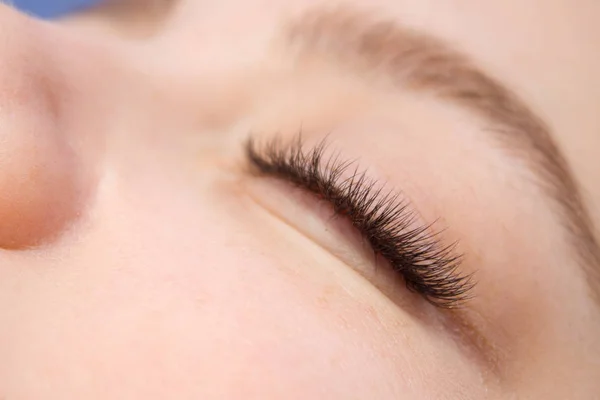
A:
[1,0,599,398]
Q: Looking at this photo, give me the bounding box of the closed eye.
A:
[244,134,475,308]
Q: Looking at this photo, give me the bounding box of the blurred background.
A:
[11,0,99,18]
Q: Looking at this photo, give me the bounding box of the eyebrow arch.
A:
[282,7,600,302]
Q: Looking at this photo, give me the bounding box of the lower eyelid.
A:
[242,173,500,377]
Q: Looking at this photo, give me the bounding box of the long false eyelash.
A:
[245,135,475,308]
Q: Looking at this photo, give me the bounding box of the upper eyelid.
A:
[244,134,475,308]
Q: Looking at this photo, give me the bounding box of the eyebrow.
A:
[283,7,600,301]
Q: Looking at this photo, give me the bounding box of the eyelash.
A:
[245,135,474,308]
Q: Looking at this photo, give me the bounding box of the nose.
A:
[0,5,88,249]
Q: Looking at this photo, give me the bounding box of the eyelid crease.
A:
[244,133,476,308]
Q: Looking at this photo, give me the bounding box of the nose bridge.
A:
[129,3,279,133]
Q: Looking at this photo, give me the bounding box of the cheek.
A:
[0,189,484,399]
[0,251,398,398]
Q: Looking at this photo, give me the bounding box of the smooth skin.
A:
[0,0,599,398]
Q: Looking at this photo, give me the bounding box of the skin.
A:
[0,0,599,398]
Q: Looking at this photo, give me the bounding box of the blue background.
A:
[11,0,99,19]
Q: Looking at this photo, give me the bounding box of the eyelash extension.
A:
[245,135,475,308]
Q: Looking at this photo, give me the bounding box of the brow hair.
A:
[283,7,600,301]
